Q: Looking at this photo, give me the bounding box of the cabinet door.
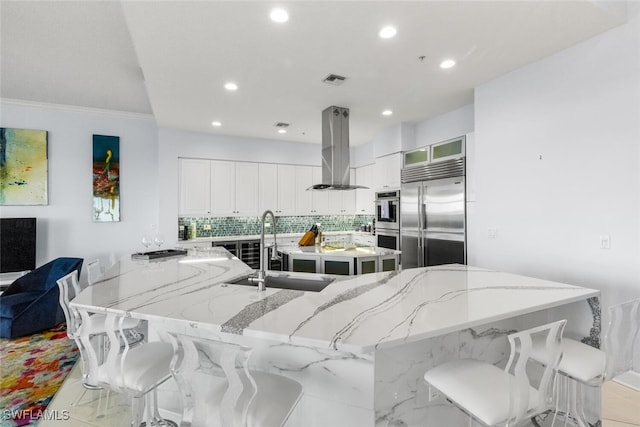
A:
[295,166,313,215]
[259,164,278,213]
[355,164,375,215]
[179,158,211,216]
[328,191,342,215]
[235,162,259,215]
[277,165,296,215]
[211,160,236,215]
[342,169,356,214]
[375,153,402,190]
[312,166,329,214]
[328,169,356,214]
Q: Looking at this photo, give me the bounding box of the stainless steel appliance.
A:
[376,229,400,251]
[309,106,367,190]
[375,190,399,228]
[375,190,401,251]
[400,157,466,268]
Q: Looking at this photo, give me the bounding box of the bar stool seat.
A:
[424,359,540,426]
[532,337,606,384]
[96,341,173,391]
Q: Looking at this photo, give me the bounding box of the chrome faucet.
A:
[250,210,281,291]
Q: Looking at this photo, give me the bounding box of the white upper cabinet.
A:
[312,166,329,215]
[210,160,237,215]
[277,165,296,215]
[329,169,356,214]
[179,158,211,216]
[294,166,313,214]
[180,159,364,218]
[259,163,277,213]
[294,166,329,215]
[260,164,296,215]
[234,162,259,215]
[374,153,402,190]
[355,164,375,215]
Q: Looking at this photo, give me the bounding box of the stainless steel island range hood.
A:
[308,106,367,190]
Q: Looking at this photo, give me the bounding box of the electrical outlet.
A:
[600,235,611,249]
[203,224,211,231]
[488,227,498,239]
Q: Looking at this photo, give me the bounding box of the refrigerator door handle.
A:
[421,202,428,267]
[418,187,426,266]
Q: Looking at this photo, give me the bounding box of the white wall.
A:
[414,104,474,150]
[372,124,402,158]
[0,101,159,279]
[470,3,640,312]
[157,127,322,246]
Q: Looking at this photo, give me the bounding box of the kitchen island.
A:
[277,243,400,275]
[71,248,601,426]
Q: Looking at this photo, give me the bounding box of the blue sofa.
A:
[0,257,83,338]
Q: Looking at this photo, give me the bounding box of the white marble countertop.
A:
[72,248,599,354]
[278,244,400,258]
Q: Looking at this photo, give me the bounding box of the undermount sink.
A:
[228,273,335,292]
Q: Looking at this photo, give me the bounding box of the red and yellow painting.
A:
[93,134,120,222]
[0,128,48,205]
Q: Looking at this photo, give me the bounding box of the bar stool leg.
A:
[573,382,589,427]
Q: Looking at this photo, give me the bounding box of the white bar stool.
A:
[533,298,640,427]
[165,332,303,427]
[424,319,566,426]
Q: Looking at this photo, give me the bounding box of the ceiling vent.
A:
[322,74,347,86]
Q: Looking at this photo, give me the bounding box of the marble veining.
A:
[583,296,602,348]
[288,270,399,341]
[72,249,600,354]
[220,290,304,335]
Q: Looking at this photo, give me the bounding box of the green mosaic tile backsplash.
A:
[178,215,374,239]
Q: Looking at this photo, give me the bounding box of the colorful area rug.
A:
[0,323,78,426]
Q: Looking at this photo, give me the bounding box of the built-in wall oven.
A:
[375,190,400,252]
[376,190,400,228]
[376,229,400,251]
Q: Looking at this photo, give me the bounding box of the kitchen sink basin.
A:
[228,273,335,292]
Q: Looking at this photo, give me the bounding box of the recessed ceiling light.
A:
[379,26,397,39]
[440,59,456,69]
[382,110,393,116]
[224,82,238,91]
[270,8,289,23]
[211,121,222,127]
[278,129,287,134]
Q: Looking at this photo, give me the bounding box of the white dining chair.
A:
[166,332,303,427]
[424,319,566,427]
[533,298,640,427]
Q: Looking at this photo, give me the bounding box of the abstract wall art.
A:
[0,127,49,205]
[93,134,120,222]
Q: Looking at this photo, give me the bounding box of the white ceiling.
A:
[1,1,625,146]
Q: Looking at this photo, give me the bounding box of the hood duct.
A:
[308,106,367,191]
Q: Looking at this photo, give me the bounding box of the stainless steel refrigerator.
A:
[400,158,466,269]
